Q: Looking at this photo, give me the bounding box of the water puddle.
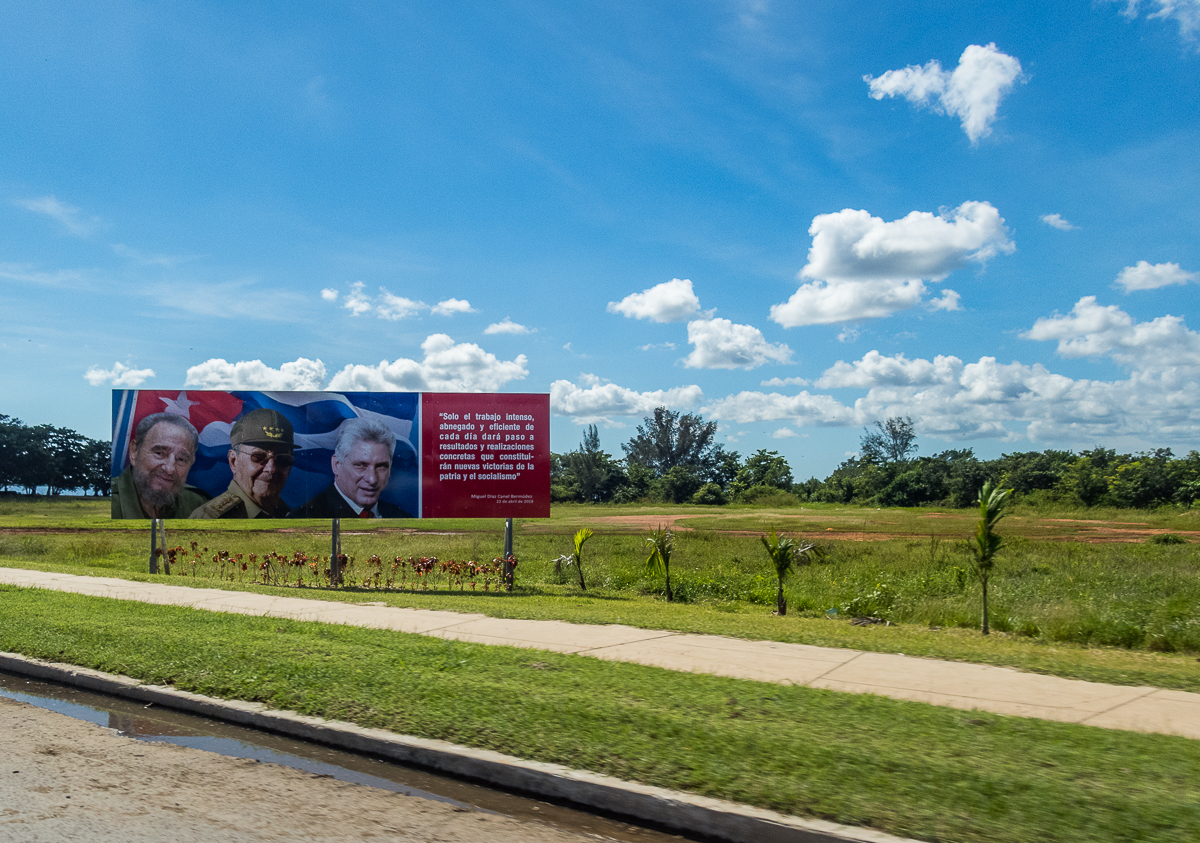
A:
[0,670,690,842]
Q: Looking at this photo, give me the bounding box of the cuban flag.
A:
[112,390,421,516]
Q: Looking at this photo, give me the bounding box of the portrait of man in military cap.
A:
[112,413,211,519]
[190,408,296,519]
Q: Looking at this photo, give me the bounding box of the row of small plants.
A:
[157,542,516,592]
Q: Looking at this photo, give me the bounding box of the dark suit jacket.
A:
[288,483,412,519]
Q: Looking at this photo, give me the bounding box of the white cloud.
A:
[607,278,702,322]
[1022,296,1200,369]
[432,298,476,316]
[326,335,527,392]
[550,375,703,426]
[816,351,962,388]
[1040,214,1077,231]
[1113,260,1199,292]
[484,317,532,335]
[639,341,677,351]
[702,391,857,426]
[84,362,155,387]
[683,318,792,369]
[771,202,1012,327]
[771,427,799,438]
[928,289,962,311]
[343,281,374,316]
[13,195,101,237]
[865,43,1024,143]
[185,358,327,390]
[760,376,810,387]
[376,289,427,320]
[337,281,429,319]
[1115,1,1200,45]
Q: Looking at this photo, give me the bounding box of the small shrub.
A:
[691,483,727,506]
[1149,533,1187,545]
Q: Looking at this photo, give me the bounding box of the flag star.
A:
[160,391,198,418]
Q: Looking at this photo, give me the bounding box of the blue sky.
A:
[2,0,1198,480]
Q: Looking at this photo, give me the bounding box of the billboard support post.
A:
[149,519,167,575]
[331,519,341,586]
[149,519,158,574]
[503,517,514,591]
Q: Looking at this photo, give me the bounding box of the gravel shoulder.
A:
[0,696,596,843]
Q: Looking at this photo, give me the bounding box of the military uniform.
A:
[190,479,292,519]
[111,467,210,519]
[188,407,297,520]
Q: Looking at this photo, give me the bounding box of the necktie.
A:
[359,508,373,518]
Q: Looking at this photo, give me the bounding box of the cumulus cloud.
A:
[376,290,427,320]
[702,390,857,427]
[816,351,962,389]
[1114,260,1198,292]
[683,318,792,369]
[185,358,327,390]
[1022,296,1200,368]
[865,43,1024,143]
[1115,0,1200,44]
[928,289,962,311]
[770,201,1013,327]
[1040,214,1076,231]
[771,427,799,438]
[760,376,810,387]
[84,362,155,387]
[13,195,102,237]
[607,278,702,322]
[337,281,430,319]
[484,317,532,335]
[342,282,374,316]
[432,298,476,316]
[326,335,527,392]
[550,374,703,426]
[712,300,1200,444]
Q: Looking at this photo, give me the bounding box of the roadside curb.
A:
[0,650,920,843]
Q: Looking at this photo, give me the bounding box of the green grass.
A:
[2,497,1199,692]
[1,586,1197,843]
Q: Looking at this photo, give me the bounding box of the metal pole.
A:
[503,517,514,591]
[331,518,341,585]
[149,518,158,574]
[159,520,169,575]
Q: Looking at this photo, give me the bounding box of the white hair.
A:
[334,418,396,463]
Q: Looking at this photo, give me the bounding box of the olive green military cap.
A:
[230,409,295,450]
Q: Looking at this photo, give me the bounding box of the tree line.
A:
[0,415,111,496]
[553,410,1200,510]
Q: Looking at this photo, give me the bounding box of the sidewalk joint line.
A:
[806,649,868,685]
[1077,687,1159,726]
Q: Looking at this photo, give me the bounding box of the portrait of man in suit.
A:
[291,417,412,518]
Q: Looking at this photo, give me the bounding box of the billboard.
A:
[111,390,549,520]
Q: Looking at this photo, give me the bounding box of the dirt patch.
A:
[0,696,595,843]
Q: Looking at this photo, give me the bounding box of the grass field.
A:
[2,497,1199,691]
[1,585,1197,843]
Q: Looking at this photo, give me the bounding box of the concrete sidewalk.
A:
[2,567,1197,740]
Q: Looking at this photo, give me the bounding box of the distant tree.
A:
[563,424,627,503]
[623,408,721,479]
[860,416,918,465]
[732,449,794,496]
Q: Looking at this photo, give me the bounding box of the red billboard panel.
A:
[421,392,550,518]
